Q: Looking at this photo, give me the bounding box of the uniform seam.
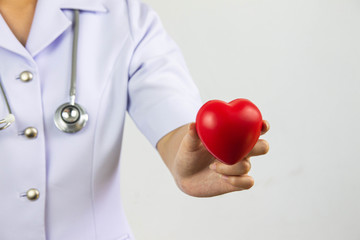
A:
[125,0,135,42]
[90,41,129,240]
[125,0,137,83]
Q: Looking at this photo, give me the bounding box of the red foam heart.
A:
[196,99,263,165]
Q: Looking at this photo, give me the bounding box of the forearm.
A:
[156,123,190,178]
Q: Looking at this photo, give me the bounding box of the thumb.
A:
[182,122,202,152]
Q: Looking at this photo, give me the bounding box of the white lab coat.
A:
[0,0,202,239]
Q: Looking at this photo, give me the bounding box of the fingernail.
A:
[189,123,196,131]
[209,163,216,170]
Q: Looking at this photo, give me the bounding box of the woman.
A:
[0,0,270,239]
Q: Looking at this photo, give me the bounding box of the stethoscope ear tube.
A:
[0,75,14,131]
[0,114,15,130]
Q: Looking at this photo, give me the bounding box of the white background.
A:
[120,0,360,239]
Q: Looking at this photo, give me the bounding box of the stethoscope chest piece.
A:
[54,102,88,133]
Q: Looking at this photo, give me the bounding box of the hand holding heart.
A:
[172,99,270,197]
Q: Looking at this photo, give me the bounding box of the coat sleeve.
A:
[126,0,202,148]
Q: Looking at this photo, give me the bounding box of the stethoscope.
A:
[0,9,88,133]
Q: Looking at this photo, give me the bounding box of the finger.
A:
[261,120,270,135]
[210,158,251,176]
[183,122,202,152]
[222,174,255,190]
[247,139,269,157]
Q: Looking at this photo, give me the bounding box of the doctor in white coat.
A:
[0,0,270,239]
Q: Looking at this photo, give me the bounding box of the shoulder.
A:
[102,0,160,39]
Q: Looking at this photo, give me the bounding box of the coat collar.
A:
[58,0,108,12]
[0,0,108,59]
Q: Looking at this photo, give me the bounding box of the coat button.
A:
[24,127,38,139]
[19,71,33,82]
[26,188,40,201]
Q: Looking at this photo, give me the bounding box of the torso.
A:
[0,0,37,46]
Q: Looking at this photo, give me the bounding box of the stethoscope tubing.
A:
[0,77,12,114]
[53,9,88,133]
[70,9,79,105]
